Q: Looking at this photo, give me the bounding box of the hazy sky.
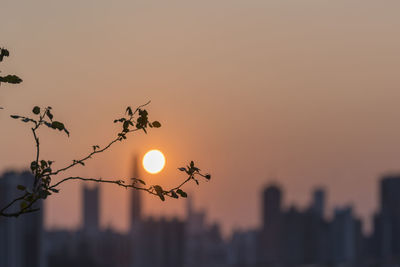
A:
[1,0,400,234]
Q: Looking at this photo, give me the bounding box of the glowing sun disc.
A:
[143,150,166,174]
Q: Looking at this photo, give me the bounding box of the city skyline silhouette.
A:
[2,1,400,266]
[2,156,400,266]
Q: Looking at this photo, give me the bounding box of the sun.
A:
[142,150,166,174]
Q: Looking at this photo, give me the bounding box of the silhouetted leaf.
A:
[170,191,179,199]
[154,185,165,201]
[32,106,40,115]
[46,109,53,120]
[17,185,26,191]
[20,201,28,210]
[176,189,187,198]
[152,121,161,128]
[132,178,146,185]
[51,121,69,136]
[51,121,64,130]
[123,121,130,132]
[0,75,22,84]
[0,48,9,62]
[126,107,133,116]
[40,160,47,168]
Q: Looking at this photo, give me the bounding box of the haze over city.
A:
[1,0,400,236]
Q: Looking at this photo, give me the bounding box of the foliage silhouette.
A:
[0,48,23,85]
[0,48,211,217]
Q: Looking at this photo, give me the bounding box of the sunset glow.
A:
[142,150,166,174]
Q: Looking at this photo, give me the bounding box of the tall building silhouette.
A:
[261,184,284,264]
[262,184,282,228]
[82,185,100,234]
[376,175,400,261]
[130,154,144,267]
[331,206,357,264]
[130,155,142,230]
[306,188,329,264]
[312,188,325,219]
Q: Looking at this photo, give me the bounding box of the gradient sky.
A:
[1,0,400,235]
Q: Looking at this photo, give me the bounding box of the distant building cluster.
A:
[1,163,400,267]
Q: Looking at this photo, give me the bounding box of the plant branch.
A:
[48,166,209,200]
[0,193,28,214]
[0,193,40,218]
[0,102,210,217]
[49,102,151,176]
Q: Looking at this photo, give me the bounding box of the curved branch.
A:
[50,129,140,176]
[49,102,151,176]
[0,193,28,214]
[0,193,40,218]
[50,137,121,176]
[49,177,152,193]
[49,169,207,200]
[0,208,40,218]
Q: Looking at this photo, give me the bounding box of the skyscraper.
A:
[377,175,400,261]
[331,206,357,264]
[261,184,283,264]
[82,185,100,234]
[130,155,142,229]
[130,154,143,267]
[262,184,282,228]
[312,188,325,219]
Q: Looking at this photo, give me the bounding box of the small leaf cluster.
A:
[0,48,23,85]
[149,183,188,201]
[114,104,161,140]
[15,159,57,212]
[10,106,70,136]
[0,48,9,62]
[178,160,211,185]
[150,161,211,201]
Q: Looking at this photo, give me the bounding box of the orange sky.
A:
[1,0,400,234]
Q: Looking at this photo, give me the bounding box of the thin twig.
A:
[0,193,28,214]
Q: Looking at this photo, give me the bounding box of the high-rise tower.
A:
[83,185,100,233]
[262,184,282,228]
[130,155,142,230]
[261,184,283,263]
[130,155,144,267]
[377,175,400,260]
[312,188,325,219]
